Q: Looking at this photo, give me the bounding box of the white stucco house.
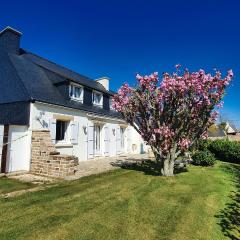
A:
[0,26,145,175]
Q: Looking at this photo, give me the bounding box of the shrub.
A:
[192,150,216,166]
[195,139,212,151]
[209,139,240,164]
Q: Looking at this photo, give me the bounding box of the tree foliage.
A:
[113,66,233,176]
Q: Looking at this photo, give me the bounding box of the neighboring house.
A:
[225,121,238,135]
[0,26,145,175]
[208,124,227,139]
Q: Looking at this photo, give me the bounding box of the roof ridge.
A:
[22,49,113,95]
[22,49,106,89]
[23,50,91,79]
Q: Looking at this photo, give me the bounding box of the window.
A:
[56,120,69,142]
[69,84,83,102]
[94,125,101,155]
[120,127,125,150]
[93,91,103,107]
[110,98,114,110]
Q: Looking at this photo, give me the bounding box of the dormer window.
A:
[110,98,114,110]
[110,97,117,111]
[69,84,83,102]
[92,91,103,107]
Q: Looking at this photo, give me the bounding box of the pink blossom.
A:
[113,67,233,158]
[178,138,191,150]
[228,69,233,77]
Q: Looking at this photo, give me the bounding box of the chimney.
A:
[95,77,110,91]
[0,26,22,54]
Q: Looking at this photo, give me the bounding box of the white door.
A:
[120,127,125,152]
[104,126,110,157]
[94,125,101,156]
[116,126,121,155]
[6,126,30,172]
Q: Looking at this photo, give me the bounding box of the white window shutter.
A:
[104,126,109,156]
[116,126,121,154]
[127,128,132,153]
[49,119,56,143]
[70,121,79,145]
[87,123,94,159]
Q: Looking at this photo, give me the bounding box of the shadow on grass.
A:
[111,159,188,176]
[215,164,240,240]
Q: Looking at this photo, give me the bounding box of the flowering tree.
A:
[113,66,233,176]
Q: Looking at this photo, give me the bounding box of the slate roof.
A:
[22,50,111,94]
[0,48,121,119]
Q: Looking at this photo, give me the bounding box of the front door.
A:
[94,125,101,156]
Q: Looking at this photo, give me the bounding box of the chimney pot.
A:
[95,77,110,91]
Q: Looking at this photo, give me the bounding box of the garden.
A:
[0,138,239,240]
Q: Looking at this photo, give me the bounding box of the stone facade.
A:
[30,130,78,178]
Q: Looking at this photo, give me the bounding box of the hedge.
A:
[195,139,240,164]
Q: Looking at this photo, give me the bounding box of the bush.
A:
[209,139,240,164]
[192,150,216,166]
[195,139,212,151]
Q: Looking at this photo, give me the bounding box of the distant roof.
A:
[208,126,226,137]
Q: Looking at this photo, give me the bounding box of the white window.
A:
[94,125,101,155]
[56,120,69,143]
[93,91,103,107]
[120,127,125,150]
[69,84,83,102]
[110,98,114,110]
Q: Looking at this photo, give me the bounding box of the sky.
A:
[1,0,239,126]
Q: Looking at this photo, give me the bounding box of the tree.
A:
[112,66,233,176]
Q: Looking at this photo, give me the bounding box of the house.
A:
[208,124,227,139]
[0,26,145,176]
[225,121,238,135]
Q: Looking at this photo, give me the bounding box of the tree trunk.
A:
[161,157,174,176]
[152,146,177,177]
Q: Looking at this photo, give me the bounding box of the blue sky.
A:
[1,0,239,126]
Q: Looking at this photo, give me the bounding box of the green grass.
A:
[0,177,34,194]
[0,162,239,240]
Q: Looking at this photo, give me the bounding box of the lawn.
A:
[0,162,239,240]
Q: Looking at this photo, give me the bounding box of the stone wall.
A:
[30,130,78,178]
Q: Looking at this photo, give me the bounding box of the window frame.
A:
[55,120,70,144]
[92,91,103,107]
[69,83,84,102]
[109,97,114,110]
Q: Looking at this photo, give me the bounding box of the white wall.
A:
[31,102,88,161]
[4,102,145,173]
[30,102,145,162]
